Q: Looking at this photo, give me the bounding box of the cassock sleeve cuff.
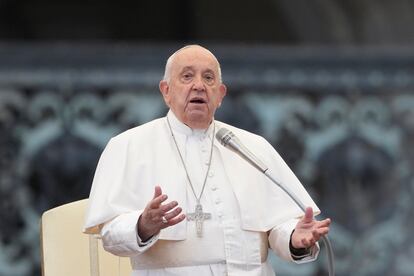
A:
[291,242,320,264]
[101,210,158,256]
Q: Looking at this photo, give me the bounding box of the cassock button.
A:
[208,171,214,177]
[211,186,218,191]
[215,198,221,204]
[217,212,223,218]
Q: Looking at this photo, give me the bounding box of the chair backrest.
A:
[40,199,132,276]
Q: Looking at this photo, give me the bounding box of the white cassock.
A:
[84,110,321,276]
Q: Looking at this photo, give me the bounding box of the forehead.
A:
[171,47,219,73]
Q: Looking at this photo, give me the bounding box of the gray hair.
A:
[162,45,223,83]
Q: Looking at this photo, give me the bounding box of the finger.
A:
[315,227,330,236]
[162,213,186,227]
[316,218,331,228]
[302,207,314,223]
[163,206,183,221]
[153,185,162,199]
[149,193,168,209]
[160,200,178,213]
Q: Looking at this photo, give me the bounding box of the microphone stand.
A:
[217,129,335,276]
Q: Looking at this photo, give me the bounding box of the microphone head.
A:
[215,127,234,147]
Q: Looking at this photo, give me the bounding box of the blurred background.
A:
[1,0,414,275]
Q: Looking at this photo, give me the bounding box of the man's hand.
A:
[137,185,186,241]
[291,207,331,249]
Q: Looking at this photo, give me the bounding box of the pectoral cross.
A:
[187,203,211,237]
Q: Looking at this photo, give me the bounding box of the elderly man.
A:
[84,45,331,276]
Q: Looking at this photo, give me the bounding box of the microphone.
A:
[216,127,306,209]
[215,127,335,276]
[215,128,268,173]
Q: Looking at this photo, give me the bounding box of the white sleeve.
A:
[100,210,160,257]
[268,218,319,264]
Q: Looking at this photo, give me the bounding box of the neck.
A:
[185,120,211,130]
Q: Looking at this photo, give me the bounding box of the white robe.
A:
[84,110,320,275]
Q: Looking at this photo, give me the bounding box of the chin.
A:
[186,113,211,128]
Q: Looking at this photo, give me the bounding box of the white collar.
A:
[167,110,215,139]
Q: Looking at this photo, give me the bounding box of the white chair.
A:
[40,199,132,276]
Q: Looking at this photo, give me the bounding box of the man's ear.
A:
[159,80,170,105]
[219,84,227,101]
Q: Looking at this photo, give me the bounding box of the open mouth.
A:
[189,97,207,104]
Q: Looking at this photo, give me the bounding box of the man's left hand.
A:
[291,207,331,249]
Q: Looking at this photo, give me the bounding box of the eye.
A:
[204,73,215,84]
[181,72,193,82]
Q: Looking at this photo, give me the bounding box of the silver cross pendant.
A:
[187,203,211,237]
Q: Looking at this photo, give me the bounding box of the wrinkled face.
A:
[159,46,227,129]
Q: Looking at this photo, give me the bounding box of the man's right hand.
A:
[137,185,186,241]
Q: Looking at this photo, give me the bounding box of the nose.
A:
[192,76,206,92]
